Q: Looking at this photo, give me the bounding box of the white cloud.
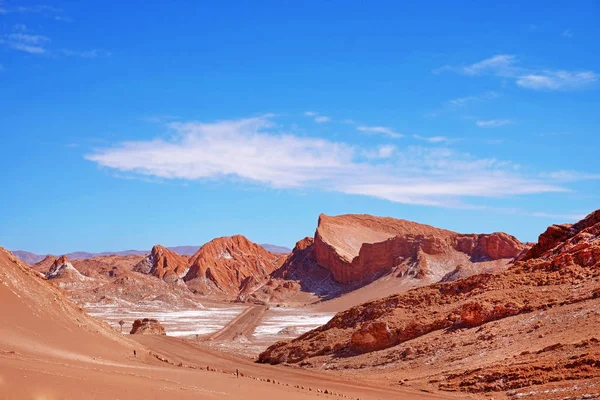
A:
[529,212,584,221]
[541,170,600,181]
[314,116,331,123]
[85,115,580,208]
[448,91,499,107]
[413,135,451,143]
[357,125,403,138]
[442,54,597,91]
[59,48,111,58]
[0,33,49,54]
[363,145,396,159]
[304,111,331,123]
[463,54,517,76]
[7,33,49,45]
[517,71,597,90]
[476,119,512,128]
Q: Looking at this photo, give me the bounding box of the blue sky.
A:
[1,0,599,254]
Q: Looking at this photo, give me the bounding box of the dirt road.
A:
[207,305,267,341]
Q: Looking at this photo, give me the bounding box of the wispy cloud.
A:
[84,114,592,209]
[304,111,331,123]
[463,54,517,76]
[517,71,597,90]
[0,32,49,53]
[314,116,331,123]
[357,125,403,138]
[0,6,99,57]
[562,29,574,38]
[476,119,513,128]
[448,91,499,107]
[441,54,597,91]
[413,135,452,143]
[363,145,396,159]
[13,5,61,13]
[142,115,181,123]
[59,48,111,58]
[529,211,585,221]
[540,170,600,182]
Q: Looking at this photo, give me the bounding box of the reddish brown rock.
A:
[184,235,286,296]
[350,321,396,352]
[133,245,189,283]
[46,255,85,280]
[258,209,600,368]
[271,237,343,298]
[129,318,166,335]
[313,214,525,284]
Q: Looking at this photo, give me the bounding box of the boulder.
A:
[130,318,166,335]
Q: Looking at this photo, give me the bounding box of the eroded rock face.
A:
[271,237,343,297]
[184,235,286,296]
[350,321,396,352]
[130,318,166,335]
[313,214,526,284]
[46,255,85,280]
[133,245,189,283]
[258,209,600,366]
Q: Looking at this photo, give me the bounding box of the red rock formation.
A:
[258,209,600,379]
[133,245,189,283]
[184,235,286,296]
[313,214,525,284]
[350,321,396,352]
[46,255,85,280]
[271,237,343,297]
[130,318,166,335]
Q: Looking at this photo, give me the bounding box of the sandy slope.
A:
[0,247,457,400]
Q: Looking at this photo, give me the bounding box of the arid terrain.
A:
[3,211,599,399]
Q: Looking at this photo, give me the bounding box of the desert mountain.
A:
[13,243,291,264]
[259,210,600,397]
[133,245,189,283]
[262,214,526,305]
[184,235,287,296]
[313,214,526,283]
[46,254,86,280]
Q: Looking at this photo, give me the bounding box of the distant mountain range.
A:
[12,243,292,264]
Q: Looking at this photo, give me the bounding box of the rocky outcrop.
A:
[133,245,189,283]
[313,214,525,284]
[258,209,600,367]
[46,255,85,280]
[129,318,166,335]
[350,321,396,352]
[184,235,286,296]
[271,237,343,298]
